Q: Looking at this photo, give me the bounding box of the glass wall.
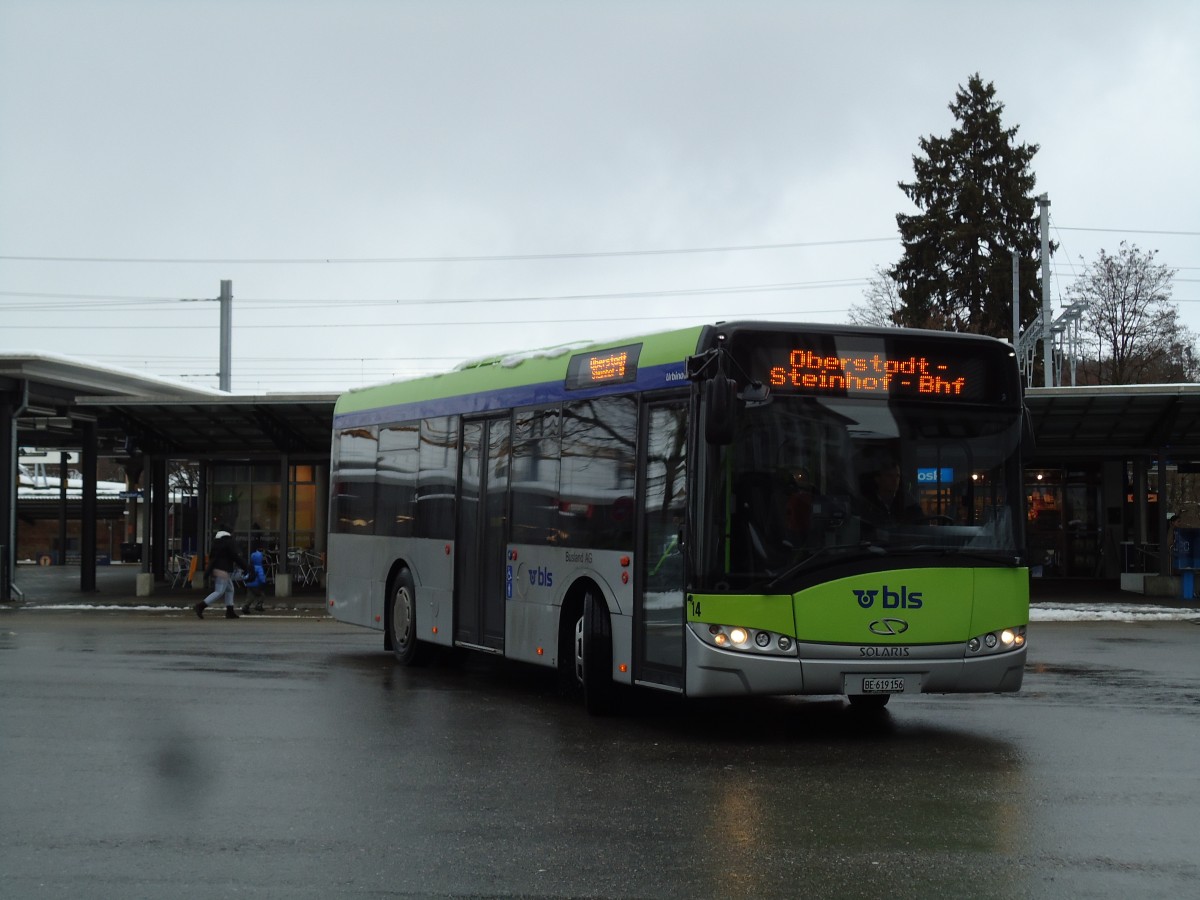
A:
[290,464,322,550]
[1026,466,1104,577]
[209,461,325,558]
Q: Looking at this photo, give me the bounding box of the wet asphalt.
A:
[2,566,1199,898]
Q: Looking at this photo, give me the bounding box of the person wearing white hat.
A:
[194,529,250,619]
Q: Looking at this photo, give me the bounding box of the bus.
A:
[327,321,1028,713]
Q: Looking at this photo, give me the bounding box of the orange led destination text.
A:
[589,351,628,382]
[768,350,966,395]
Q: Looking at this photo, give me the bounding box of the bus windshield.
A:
[696,391,1023,592]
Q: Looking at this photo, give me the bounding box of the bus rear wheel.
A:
[575,590,618,715]
[389,568,428,666]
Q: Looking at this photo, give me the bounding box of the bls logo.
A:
[853,585,923,609]
[528,566,554,588]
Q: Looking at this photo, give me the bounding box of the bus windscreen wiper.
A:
[764,542,887,591]
[884,544,1021,566]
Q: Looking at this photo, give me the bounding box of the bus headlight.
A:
[693,623,797,657]
[966,625,1026,657]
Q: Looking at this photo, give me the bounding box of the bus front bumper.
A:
[683,628,1026,698]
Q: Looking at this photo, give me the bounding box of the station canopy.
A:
[2,353,334,458]
[1024,384,1200,461]
[74,393,336,457]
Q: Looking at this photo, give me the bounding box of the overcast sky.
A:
[2,0,1197,394]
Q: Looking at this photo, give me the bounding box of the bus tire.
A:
[576,589,618,716]
[388,568,428,667]
[847,693,890,710]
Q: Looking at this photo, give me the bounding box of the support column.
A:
[137,451,154,597]
[1158,453,1171,577]
[1,394,16,602]
[196,462,209,592]
[58,452,69,565]
[1102,459,1125,579]
[275,454,292,598]
[1133,458,1149,548]
[81,422,97,593]
[151,456,168,579]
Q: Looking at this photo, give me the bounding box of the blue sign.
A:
[916,467,954,484]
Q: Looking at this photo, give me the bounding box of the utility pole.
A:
[1038,194,1053,387]
[219,279,232,392]
[1012,250,1019,347]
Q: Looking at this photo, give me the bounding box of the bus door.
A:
[455,415,509,652]
[635,399,687,690]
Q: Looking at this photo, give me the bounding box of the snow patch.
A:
[1031,603,1200,623]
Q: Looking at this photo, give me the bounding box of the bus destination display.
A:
[768,349,967,396]
[565,343,642,390]
[730,331,1009,404]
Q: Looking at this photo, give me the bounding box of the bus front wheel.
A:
[389,568,428,666]
[575,590,618,715]
[847,693,890,710]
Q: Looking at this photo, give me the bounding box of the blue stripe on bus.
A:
[333,361,690,428]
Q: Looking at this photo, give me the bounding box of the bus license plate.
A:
[860,677,906,694]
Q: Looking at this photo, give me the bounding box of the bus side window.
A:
[332,426,378,534]
[376,422,419,537]
[511,406,562,546]
[560,397,637,551]
[415,416,459,540]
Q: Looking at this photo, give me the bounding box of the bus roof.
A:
[333,320,1017,426]
[334,324,707,420]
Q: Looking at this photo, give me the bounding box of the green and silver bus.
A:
[328,321,1028,713]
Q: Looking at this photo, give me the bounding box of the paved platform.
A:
[3,562,328,615]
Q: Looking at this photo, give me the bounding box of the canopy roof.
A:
[1024,384,1200,461]
[74,393,336,457]
[2,354,333,457]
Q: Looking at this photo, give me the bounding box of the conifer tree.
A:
[889,74,1044,336]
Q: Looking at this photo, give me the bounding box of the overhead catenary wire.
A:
[0,277,869,312]
[0,308,854,330]
[0,236,898,266]
[4,224,1195,389]
[1,226,1195,266]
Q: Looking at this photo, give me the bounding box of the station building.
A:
[5,352,1200,601]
